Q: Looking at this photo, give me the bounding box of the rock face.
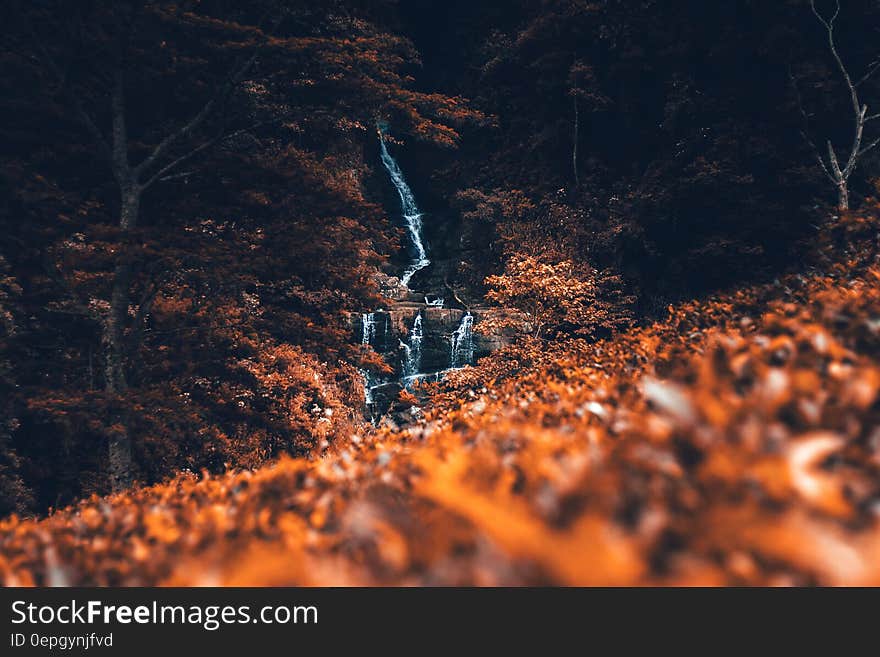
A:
[373,272,420,302]
[362,134,514,420]
[354,301,510,419]
[355,305,499,371]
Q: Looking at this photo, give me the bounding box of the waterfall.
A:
[401,313,423,379]
[409,313,423,372]
[360,369,375,405]
[450,312,475,368]
[361,313,382,423]
[361,312,378,346]
[399,340,412,375]
[378,132,430,287]
[359,369,379,424]
[358,309,482,410]
[402,370,446,387]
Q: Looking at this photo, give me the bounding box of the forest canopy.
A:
[1,0,880,588]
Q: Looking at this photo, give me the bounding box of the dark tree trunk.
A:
[572,97,580,187]
[30,16,257,492]
[103,183,139,491]
[837,181,849,211]
[119,184,140,230]
[103,260,131,395]
[107,418,132,492]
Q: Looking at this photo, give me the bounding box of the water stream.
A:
[401,312,423,378]
[360,131,479,418]
[449,312,474,369]
[361,312,378,345]
[378,132,430,287]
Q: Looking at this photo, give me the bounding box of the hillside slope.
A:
[2,214,880,586]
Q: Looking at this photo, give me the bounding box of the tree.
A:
[484,254,631,339]
[11,0,484,492]
[0,257,32,515]
[800,0,880,211]
[440,0,880,299]
[567,61,609,187]
[19,2,275,489]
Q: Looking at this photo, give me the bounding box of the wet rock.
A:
[356,300,517,419]
[374,273,421,302]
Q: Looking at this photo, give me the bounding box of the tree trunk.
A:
[107,421,131,492]
[103,257,133,491]
[837,181,850,211]
[572,97,580,187]
[104,260,131,395]
[119,184,140,230]
[103,184,139,491]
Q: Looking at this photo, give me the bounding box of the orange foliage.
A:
[3,211,880,585]
[484,254,631,338]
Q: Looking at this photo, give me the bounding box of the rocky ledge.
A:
[353,300,524,421]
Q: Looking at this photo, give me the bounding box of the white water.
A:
[450,312,474,368]
[402,368,459,387]
[400,313,423,380]
[378,133,430,287]
[360,314,382,423]
[360,309,478,413]
[359,368,380,424]
[362,312,376,345]
[399,340,412,374]
[358,134,482,416]
[360,369,375,405]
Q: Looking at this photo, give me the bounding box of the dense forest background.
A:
[1,0,879,517]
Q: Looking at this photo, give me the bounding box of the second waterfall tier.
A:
[354,305,503,419]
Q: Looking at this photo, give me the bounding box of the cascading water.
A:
[400,313,423,380]
[360,313,385,423]
[359,308,482,416]
[361,370,375,405]
[399,340,413,375]
[450,312,474,368]
[378,131,430,287]
[402,370,445,387]
[362,312,378,345]
[355,130,487,419]
[360,369,379,424]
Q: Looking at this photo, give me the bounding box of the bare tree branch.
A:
[790,67,836,182]
[133,4,285,183]
[24,15,113,164]
[844,103,868,176]
[805,0,878,209]
[855,61,880,86]
[141,120,275,190]
[809,137,835,182]
[827,139,843,176]
[110,57,132,184]
[810,0,840,31]
[156,171,197,183]
[133,50,260,180]
[859,136,880,156]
